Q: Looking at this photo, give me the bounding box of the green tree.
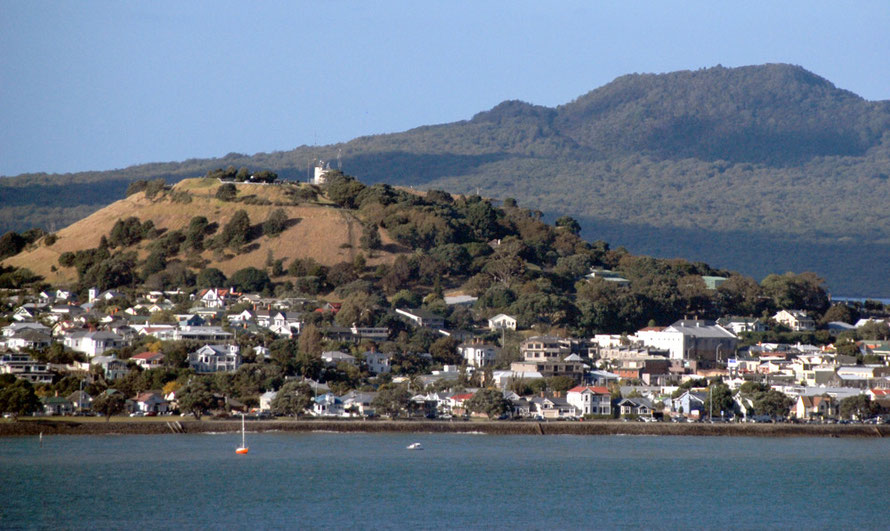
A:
[125,180,149,197]
[0,231,27,259]
[466,388,511,419]
[229,267,272,293]
[839,395,877,420]
[547,376,576,393]
[196,268,227,289]
[753,389,793,419]
[91,392,126,422]
[819,303,856,326]
[760,272,829,313]
[858,321,890,340]
[360,224,382,251]
[185,216,210,251]
[215,183,237,201]
[144,178,166,199]
[263,208,288,237]
[0,378,41,419]
[371,385,411,418]
[325,172,366,209]
[555,216,582,235]
[178,378,216,420]
[270,381,313,417]
[220,210,252,249]
[703,381,734,418]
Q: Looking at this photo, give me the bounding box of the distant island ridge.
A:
[2,63,890,296]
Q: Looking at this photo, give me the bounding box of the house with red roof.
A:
[198,288,241,309]
[566,385,612,416]
[868,388,890,401]
[448,392,475,416]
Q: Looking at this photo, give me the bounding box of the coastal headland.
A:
[2,419,887,438]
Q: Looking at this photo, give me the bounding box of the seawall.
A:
[2,419,887,438]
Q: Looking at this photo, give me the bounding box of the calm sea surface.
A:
[1,432,889,530]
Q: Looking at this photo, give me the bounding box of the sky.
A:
[2,1,889,177]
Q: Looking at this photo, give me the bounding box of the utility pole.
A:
[709,383,713,421]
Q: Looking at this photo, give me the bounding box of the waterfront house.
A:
[132,391,169,414]
[793,394,837,420]
[339,390,378,417]
[530,395,579,420]
[68,390,92,412]
[312,393,344,417]
[672,391,706,419]
[567,386,612,416]
[617,397,654,418]
[42,395,74,416]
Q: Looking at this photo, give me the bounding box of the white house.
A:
[259,390,278,412]
[64,331,125,358]
[488,314,517,331]
[567,386,612,416]
[774,310,816,331]
[188,344,242,373]
[198,288,238,309]
[4,330,53,352]
[362,350,392,375]
[132,391,169,414]
[0,353,53,384]
[2,321,50,338]
[458,342,498,367]
[312,393,344,417]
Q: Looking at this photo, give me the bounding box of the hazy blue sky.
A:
[2,1,889,176]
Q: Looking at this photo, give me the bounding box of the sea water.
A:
[1,433,889,529]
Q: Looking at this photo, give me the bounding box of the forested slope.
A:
[3,64,890,295]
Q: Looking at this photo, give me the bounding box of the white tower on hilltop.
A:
[312,159,331,185]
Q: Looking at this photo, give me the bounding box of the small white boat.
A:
[406,442,423,450]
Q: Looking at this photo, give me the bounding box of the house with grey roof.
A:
[188,344,241,373]
[64,330,125,358]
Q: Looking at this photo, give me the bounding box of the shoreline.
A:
[2,418,888,438]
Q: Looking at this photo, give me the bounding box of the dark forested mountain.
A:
[4,64,890,296]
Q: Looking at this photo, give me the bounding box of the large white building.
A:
[635,320,737,363]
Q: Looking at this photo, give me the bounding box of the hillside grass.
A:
[3,179,404,283]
